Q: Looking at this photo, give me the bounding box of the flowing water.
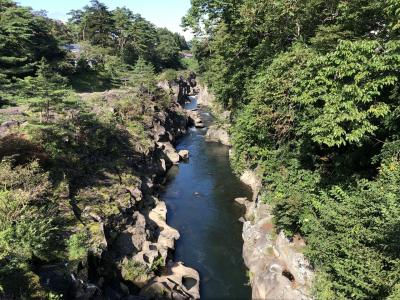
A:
[160,96,252,299]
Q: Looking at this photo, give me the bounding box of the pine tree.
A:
[128,57,156,95]
[21,60,70,123]
[0,1,62,78]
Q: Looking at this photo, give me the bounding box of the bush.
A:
[67,230,90,261]
[303,159,400,299]
[121,259,152,285]
[0,159,56,298]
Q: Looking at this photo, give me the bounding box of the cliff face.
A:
[198,84,315,300]
[241,198,314,299]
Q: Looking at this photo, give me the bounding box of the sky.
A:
[17,0,194,40]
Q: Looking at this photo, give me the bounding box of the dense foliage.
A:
[185,0,400,298]
[0,0,191,297]
[0,0,189,97]
[68,0,187,73]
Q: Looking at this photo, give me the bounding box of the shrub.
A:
[67,230,90,261]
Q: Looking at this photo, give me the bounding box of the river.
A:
[160,96,252,299]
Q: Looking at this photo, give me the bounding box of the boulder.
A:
[153,122,172,142]
[158,142,180,164]
[194,119,205,128]
[115,212,147,256]
[178,150,190,160]
[149,201,180,251]
[167,151,180,164]
[187,111,205,128]
[234,197,249,206]
[140,262,200,299]
[205,125,231,146]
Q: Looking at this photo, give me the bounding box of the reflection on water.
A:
[160,97,252,300]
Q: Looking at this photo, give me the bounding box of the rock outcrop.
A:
[240,170,262,200]
[34,89,200,299]
[187,110,205,128]
[178,150,189,160]
[140,262,200,299]
[242,201,314,300]
[196,84,215,107]
[205,125,231,146]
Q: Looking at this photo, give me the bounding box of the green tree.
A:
[112,8,158,64]
[174,32,189,50]
[21,60,70,123]
[103,55,130,87]
[112,7,136,55]
[68,0,115,47]
[296,40,399,147]
[128,57,156,95]
[155,28,181,69]
[0,0,62,78]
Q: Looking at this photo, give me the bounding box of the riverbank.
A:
[197,84,315,300]
[0,83,201,299]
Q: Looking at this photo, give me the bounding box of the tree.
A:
[111,8,159,64]
[296,40,399,147]
[0,1,63,79]
[128,57,156,95]
[174,33,189,50]
[0,74,11,107]
[155,28,181,69]
[68,0,114,47]
[103,55,130,87]
[21,60,70,123]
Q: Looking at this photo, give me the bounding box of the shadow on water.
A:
[160,96,252,300]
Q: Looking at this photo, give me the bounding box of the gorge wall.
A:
[197,84,315,300]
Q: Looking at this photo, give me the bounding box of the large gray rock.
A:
[205,125,231,146]
[240,170,262,200]
[140,261,200,299]
[115,212,147,256]
[178,150,189,160]
[158,142,180,164]
[234,197,249,206]
[149,201,180,251]
[196,84,215,107]
[187,110,205,128]
[153,122,172,142]
[242,202,314,300]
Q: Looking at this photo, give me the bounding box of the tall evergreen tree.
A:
[0,0,62,78]
[21,60,70,123]
[68,0,115,47]
[128,57,156,95]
